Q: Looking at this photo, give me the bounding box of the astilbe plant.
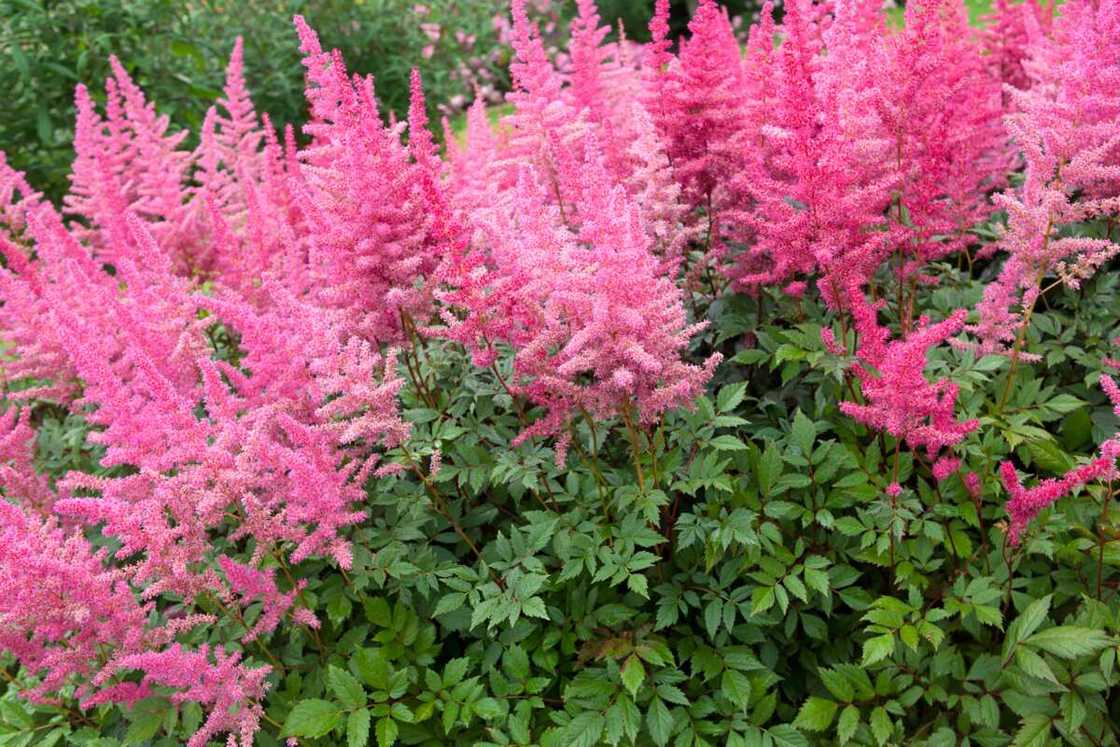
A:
[2,0,1120,744]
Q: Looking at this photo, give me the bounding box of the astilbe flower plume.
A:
[645,0,747,216]
[830,292,978,460]
[970,0,1120,356]
[874,0,1007,277]
[291,15,439,343]
[66,61,198,271]
[0,407,55,516]
[0,501,151,704]
[438,136,718,462]
[729,0,897,305]
[99,644,269,747]
[0,150,41,240]
[981,0,1054,95]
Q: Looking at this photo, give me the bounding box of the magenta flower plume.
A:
[837,295,978,458]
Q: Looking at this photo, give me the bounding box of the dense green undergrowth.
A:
[6,255,1120,746]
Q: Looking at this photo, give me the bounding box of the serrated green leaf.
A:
[791,410,816,457]
[793,697,837,731]
[329,665,367,709]
[710,434,748,451]
[1011,714,1051,747]
[1025,626,1113,659]
[861,634,894,666]
[869,706,892,746]
[721,669,752,710]
[717,382,748,413]
[837,705,860,744]
[375,716,398,747]
[646,698,674,747]
[621,655,645,697]
[347,709,371,747]
[283,700,342,739]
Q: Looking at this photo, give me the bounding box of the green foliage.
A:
[0,0,506,201]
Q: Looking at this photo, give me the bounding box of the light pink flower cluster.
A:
[0,408,55,517]
[0,500,152,704]
[970,0,1120,355]
[0,18,419,742]
[436,1,718,460]
[730,0,1007,305]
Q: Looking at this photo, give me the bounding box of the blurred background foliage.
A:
[0,0,511,201]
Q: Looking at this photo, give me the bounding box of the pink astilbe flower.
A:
[0,501,151,704]
[964,471,982,499]
[218,556,310,642]
[290,15,439,343]
[100,644,269,747]
[982,0,1054,95]
[566,0,689,261]
[0,407,55,516]
[646,0,746,212]
[874,0,1007,272]
[189,38,269,280]
[0,151,42,241]
[492,0,597,212]
[729,0,896,305]
[446,97,502,215]
[970,0,1120,355]
[65,61,197,270]
[438,137,718,462]
[932,455,961,482]
[837,296,978,458]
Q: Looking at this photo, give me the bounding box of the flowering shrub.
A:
[2,0,1120,745]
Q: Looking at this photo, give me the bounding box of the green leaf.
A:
[1025,626,1113,659]
[721,669,752,710]
[791,410,816,457]
[443,657,471,688]
[474,697,502,719]
[646,698,674,747]
[1043,394,1085,414]
[1026,438,1073,474]
[768,724,810,747]
[861,634,894,666]
[1011,714,1051,747]
[353,648,391,690]
[717,382,748,413]
[793,697,837,731]
[1015,647,1060,685]
[364,597,393,627]
[329,665,367,709]
[621,655,645,698]
[758,444,783,493]
[283,700,342,739]
[563,711,606,747]
[347,709,371,747]
[376,716,398,747]
[704,599,723,639]
[869,706,892,746]
[433,592,466,617]
[819,668,855,703]
[710,435,748,451]
[837,705,860,744]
